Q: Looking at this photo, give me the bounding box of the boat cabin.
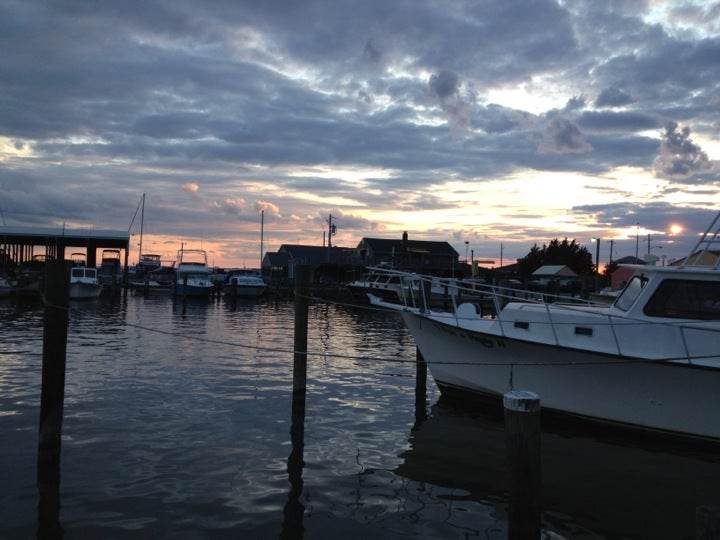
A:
[610,266,720,321]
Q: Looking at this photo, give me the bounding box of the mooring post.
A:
[697,505,720,540]
[37,259,71,538]
[293,266,311,398]
[283,264,311,538]
[504,390,541,540]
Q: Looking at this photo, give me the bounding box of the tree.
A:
[516,238,594,279]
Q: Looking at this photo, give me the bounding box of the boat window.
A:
[613,275,647,311]
[71,268,83,277]
[644,279,720,320]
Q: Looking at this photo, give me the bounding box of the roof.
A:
[0,225,130,249]
[358,237,458,256]
[532,265,578,277]
[277,244,350,266]
[264,251,289,267]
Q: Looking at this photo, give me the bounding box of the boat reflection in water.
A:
[395,398,720,539]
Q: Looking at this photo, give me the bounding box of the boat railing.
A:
[374,267,720,363]
[681,209,720,268]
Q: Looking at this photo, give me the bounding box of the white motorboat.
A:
[69,266,102,299]
[347,268,407,303]
[223,269,267,298]
[370,212,720,443]
[173,248,214,297]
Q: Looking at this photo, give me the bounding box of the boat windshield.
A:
[613,274,648,311]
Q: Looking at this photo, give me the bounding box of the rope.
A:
[34,292,720,366]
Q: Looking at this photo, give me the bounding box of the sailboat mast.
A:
[260,210,264,268]
[138,193,145,260]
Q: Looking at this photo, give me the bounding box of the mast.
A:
[260,210,264,268]
[138,193,145,260]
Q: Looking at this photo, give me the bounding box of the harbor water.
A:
[1,292,719,539]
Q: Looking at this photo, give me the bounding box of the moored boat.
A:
[346,268,407,303]
[98,249,122,288]
[173,248,214,297]
[69,265,103,299]
[14,255,47,297]
[223,269,267,298]
[371,212,720,443]
[0,275,13,298]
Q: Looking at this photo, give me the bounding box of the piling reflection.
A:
[281,266,310,539]
[396,398,720,539]
[413,349,428,431]
[281,379,306,540]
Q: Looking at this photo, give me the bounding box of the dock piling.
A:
[293,266,311,397]
[37,259,71,538]
[504,390,541,540]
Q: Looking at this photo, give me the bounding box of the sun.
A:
[670,224,683,235]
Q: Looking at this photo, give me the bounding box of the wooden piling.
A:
[504,390,541,540]
[293,266,311,397]
[37,259,70,538]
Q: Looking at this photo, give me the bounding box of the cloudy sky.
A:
[2,0,719,268]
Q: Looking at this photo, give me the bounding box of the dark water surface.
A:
[1,293,718,539]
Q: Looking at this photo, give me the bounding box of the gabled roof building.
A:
[356,232,459,274]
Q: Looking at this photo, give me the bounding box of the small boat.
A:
[173,248,214,297]
[14,254,47,297]
[98,249,122,288]
[223,269,267,298]
[127,266,174,293]
[346,267,407,303]
[69,266,102,299]
[0,275,13,298]
[370,211,720,443]
[135,253,163,274]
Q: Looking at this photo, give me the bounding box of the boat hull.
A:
[402,311,720,442]
[223,285,266,298]
[173,282,214,297]
[69,283,102,299]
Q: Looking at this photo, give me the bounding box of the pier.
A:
[1,225,129,277]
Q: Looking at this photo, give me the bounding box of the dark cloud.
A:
[577,111,659,132]
[0,0,718,264]
[428,70,460,100]
[595,87,632,107]
[652,122,712,180]
[538,117,592,154]
[564,96,586,111]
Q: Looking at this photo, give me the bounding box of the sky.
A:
[1,0,719,269]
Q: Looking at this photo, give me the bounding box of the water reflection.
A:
[6,291,716,539]
[396,399,720,539]
[281,375,306,539]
